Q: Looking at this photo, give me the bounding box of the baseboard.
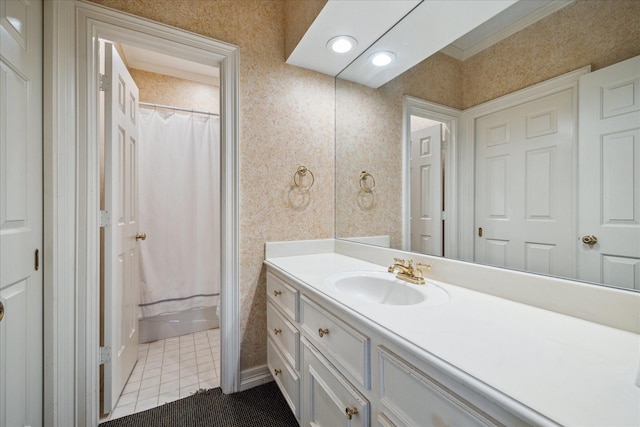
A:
[240,364,273,391]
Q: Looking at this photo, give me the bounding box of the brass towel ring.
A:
[294,166,314,191]
[359,171,375,193]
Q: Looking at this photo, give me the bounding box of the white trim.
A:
[43,1,79,425]
[402,97,461,258]
[45,1,240,425]
[239,365,273,391]
[458,66,590,263]
[440,1,574,61]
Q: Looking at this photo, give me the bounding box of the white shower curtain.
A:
[137,108,220,318]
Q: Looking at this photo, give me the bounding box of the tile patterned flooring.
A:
[101,328,221,422]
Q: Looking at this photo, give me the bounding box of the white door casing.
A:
[0,0,43,426]
[45,4,241,424]
[578,55,640,290]
[410,124,443,256]
[403,96,460,258]
[102,41,140,412]
[475,89,575,278]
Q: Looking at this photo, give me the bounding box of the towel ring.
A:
[359,171,375,193]
[294,166,314,191]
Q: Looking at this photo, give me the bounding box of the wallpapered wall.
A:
[462,0,640,109]
[129,69,219,113]
[91,0,335,371]
[335,0,640,246]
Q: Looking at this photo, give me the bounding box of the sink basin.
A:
[325,271,448,306]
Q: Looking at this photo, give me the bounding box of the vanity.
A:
[264,239,640,427]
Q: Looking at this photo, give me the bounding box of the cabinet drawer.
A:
[302,338,369,427]
[267,338,300,420]
[377,346,502,427]
[267,272,299,322]
[267,301,299,370]
[301,295,370,388]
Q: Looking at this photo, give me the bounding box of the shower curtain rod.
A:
[139,101,220,117]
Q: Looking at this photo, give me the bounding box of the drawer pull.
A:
[318,328,329,338]
[274,368,282,376]
[273,328,282,335]
[273,290,282,296]
[345,407,358,420]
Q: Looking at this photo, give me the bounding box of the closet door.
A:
[0,0,43,425]
[578,55,640,290]
[474,89,575,277]
[102,40,142,413]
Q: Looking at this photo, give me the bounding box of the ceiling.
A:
[119,43,220,86]
[286,0,573,88]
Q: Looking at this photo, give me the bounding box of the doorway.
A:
[98,40,223,421]
[409,118,447,256]
[45,3,240,424]
[403,96,460,258]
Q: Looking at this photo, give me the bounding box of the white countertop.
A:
[265,252,640,426]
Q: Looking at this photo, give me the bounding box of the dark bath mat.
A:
[100,381,298,427]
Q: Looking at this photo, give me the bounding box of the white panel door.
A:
[102,41,141,412]
[0,0,43,426]
[578,55,640,290]
[410,124,443,256]
[475,89,575,277]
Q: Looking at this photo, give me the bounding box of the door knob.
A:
[345,407,358,420]
[581,235,598,247]
[135,232,147,241]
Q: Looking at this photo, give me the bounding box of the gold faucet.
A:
[388,258,431,285]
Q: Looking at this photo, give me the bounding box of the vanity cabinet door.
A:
[302,338,370,427]
[267,338,300,420]
[301,295,371,388]
[267,272,299,321]
[377,346,502,427]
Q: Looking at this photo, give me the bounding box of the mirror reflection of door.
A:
[578,55,640,290]
[474,89,575,278]
[410,118,445,256]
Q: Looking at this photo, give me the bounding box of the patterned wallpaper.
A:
[129,69,219,113]
[284,0,326,60]
[91,0,335,371]
[462,0,640,109]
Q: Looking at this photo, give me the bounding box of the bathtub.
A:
[138,306,219,343]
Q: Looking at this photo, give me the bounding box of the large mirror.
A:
[335,0,640,291]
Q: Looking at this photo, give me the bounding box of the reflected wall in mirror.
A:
[335,0,640,290]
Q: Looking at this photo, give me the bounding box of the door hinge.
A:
[99,346,111,365]
[99,73,111,92]
[441,211,446,221]
[99,210,111,227]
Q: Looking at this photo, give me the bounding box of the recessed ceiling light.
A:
[327,36,357,54]
[370,51,395,67]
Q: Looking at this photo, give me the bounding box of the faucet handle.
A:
[393,257,406,265]
[415,263,431,278]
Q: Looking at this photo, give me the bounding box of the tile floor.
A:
[101,328,221,422]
